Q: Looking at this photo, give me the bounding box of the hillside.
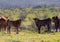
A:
[0,0,60,8]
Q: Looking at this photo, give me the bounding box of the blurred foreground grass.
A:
[0,30,60,42]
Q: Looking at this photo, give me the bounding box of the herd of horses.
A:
[0,16,60,34]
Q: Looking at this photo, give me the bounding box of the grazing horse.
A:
[7,19,22,34]
[33,18,51,33]
[52,16,59,32]
[0,16,8,32]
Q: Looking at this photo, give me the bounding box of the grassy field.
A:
[0,7,60,42]
[0,30,60,42]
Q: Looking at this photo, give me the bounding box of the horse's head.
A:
[17,18,22,23]
[33,18,39,23]
[52,16,59,23]
[33,18,37,20]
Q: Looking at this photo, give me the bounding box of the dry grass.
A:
[0,30,60,42]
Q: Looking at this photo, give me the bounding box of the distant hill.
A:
[0,0,60,9]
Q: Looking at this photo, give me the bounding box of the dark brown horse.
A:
[52,16,59,32]
[33,18,51,33]
[7,19,22,34]
[0,16,8,32]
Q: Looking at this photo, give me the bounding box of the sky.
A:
[0,0,60,8]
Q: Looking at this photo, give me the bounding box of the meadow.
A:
[0,6,60,42]
[0,30,60,42]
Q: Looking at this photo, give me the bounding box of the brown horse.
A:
[7,19,22,34]
[0,16,8,32]
[33,18,51,33]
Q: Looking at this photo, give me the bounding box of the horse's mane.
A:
[1,16,8,21]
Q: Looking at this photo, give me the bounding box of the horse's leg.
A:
[59,28,60,32]
[3,27,6,32]
[0,27,1,32]
[55,26,58,32]
[55,24,58,32]
[59,26,60,32]
[37,26,41,34]
[7,26,11,34]
[16,27,19,34]
[47,24,51,32]
[4,27,6,31]
[1,28,4,32]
